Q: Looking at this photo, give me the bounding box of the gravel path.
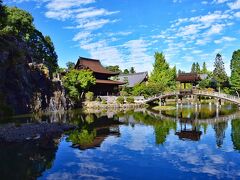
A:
[0,122,76,143]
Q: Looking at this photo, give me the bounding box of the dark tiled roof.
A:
[96,79,125,85]
[75,57,119,75]
[118,72,148,87]
[176,73,201,83]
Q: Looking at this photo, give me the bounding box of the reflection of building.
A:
[117,72,148,87]
[77,116,122,150]
[175,119,202,141]
[75,57,125,95]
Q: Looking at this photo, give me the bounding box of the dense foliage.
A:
[230,50,240,96]
[0,4,58,73]
[149,52,176,90]
[105,65,122,73]
[213,53,228,88]
[63,70,96,101]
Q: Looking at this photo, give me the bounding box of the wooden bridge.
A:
[144,90,240,106]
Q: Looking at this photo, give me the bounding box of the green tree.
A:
[66,61,75,70]
[130,67,136,74]
[28,30,58,73]
[0,6,34,38]
[149,52,176,90]
[230,50,240,95]
[123,69,129,74]
[191,62,196,72]
[196,62,201,73]
[0,0,6,30]
[213,53,228,88]
[63,69,96,101]
[105,65,122,73]
[201,62,208,74]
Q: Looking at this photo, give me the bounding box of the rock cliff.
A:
[0,36,71,116]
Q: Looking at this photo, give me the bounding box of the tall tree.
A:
[130,67,136,74]
[201,62,208,74]
[230,50,240,95]
[191,62,196,72]
[196,62,201,73]
[66,61,75,70]
[149,52,176,90]
[123,69,129,74]
[213,53,228,88]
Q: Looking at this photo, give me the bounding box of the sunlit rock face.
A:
[0,37,72,116]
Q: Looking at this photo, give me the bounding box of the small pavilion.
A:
[75,57,125,95]
[176,73,201,93]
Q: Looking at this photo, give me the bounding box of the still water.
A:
[1,104,240,179]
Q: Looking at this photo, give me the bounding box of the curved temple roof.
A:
[176,73,201,83]
[75,57,119,75]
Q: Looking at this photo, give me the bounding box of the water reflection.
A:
[0,137,59,179]
[1,105,240,179]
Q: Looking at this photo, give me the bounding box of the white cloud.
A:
[214,36,236,44]
[234,11,240,17]
[228,0,240,10]
[213,0,229,4]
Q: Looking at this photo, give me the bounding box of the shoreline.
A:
[0,122,76,144]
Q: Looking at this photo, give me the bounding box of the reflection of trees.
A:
[133,112,176,145]
[231,119,240,151]
[0,139,58,179]
[67,129,96,146]
[67,114,122,150]
[213,121,228,148]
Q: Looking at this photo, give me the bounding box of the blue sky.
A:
[4,0,240,74]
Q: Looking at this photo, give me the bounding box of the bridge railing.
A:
[193,90,240,102]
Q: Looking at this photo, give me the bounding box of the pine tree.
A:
[201,62,208,74]
[149,52,176,89]
[230,49,240,94]
[196,62,201,73]
[130,67,136,74]
[191,62,196,72]
[213,53,228,88]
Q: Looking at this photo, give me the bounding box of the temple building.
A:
[117,72,148,88]
[75,57,125,95]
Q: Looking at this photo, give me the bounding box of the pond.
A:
[1,104,240,179]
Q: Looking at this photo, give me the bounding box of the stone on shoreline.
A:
[0,122,76,143]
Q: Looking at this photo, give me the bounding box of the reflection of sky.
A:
[40,118,240,180]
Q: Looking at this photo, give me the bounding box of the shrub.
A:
[101,99,107,104]
[95,97,101,102]
[126,96,135,104]
[116,96,125,104]
[120,90,128,96]
[85,91,94,101]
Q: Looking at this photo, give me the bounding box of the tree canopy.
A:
[230,49,240,94]
[201,62,208,74]
[105,65,122,73]
[66,61,75,70]
[63,69,96,101]
[213,53,228,88]
[130,67,136,74]
[149,52,176,90]
[0,5,58,73]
